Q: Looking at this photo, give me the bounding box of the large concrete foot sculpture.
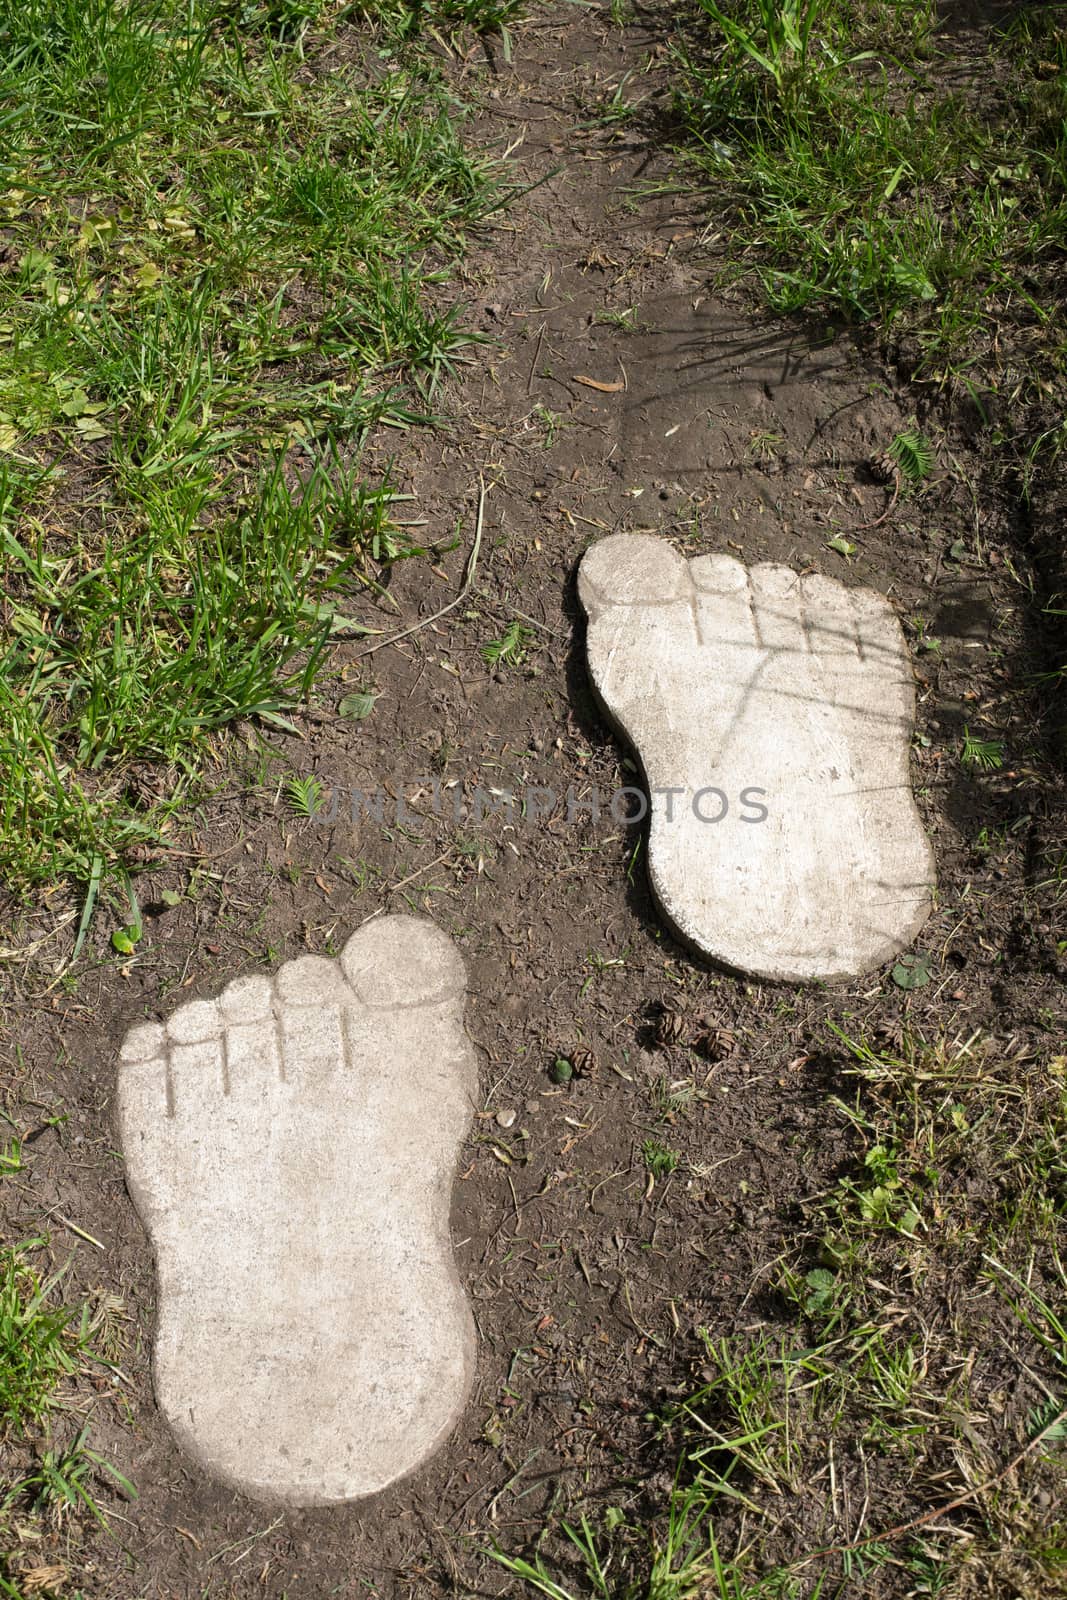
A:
[118,915,477,1505]
[578,535,934,982]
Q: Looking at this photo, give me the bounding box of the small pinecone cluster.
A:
[868,451,897,484]
[655,1004,736,1061]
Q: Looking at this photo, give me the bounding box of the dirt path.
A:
[3,7,1063,1597]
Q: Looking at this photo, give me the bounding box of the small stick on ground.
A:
[526,322,546,394]
[355,477,488,659]
[387,852,453,897]
[855,469,901,532]
[797,1401,1067,1571]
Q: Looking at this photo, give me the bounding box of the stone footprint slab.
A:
[117,915,478,1505]
[579,535,934,982]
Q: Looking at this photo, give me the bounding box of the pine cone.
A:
[695,1026,736,1062]
[868,451,897,485]
[569,1046,597,1078]
[655,1006,687,1047]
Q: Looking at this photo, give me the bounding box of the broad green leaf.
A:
[339,691,379,721]
[892,953,931,989]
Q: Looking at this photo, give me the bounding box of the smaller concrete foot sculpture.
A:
[578,535,934,982]
[118,915,477,1505]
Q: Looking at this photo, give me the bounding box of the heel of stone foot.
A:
[340,914,466,1010]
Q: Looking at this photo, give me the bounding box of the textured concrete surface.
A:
[579,535,934,982]
[117,915,478,1505]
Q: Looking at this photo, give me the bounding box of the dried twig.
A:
[855,469,901,532]
[354,478,488,659]
[797,1402,1067,1570]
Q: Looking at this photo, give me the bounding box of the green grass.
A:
[641,1136,680,1179]
[0,1240,134,1581]
[670,0,1067,406]
[482,619,534,668]
[493,1027,1067,1598]
[4,1421,136,1529]
[0,0,505,915]
[0,1244,81,1434]
[358,0,527,31]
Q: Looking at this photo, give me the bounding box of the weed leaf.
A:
[892,953,931,989]
[339,691,380,721]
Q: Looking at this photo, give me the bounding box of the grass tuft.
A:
[0,1245,77,1436]
[494,1026,1067,1598]
[0,0,501,916]
[670,0,1067,411]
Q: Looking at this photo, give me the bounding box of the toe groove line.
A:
[687,578,705,648]
[851,593,869,661]
[800,598,815,654]
[339,1003,354,1064]
[270,1012,286,1082]
[745,571,763,650]
[364,983,462,1012]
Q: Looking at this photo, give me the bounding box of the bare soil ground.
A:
[1,5,1064,1597]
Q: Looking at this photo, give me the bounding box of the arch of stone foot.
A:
[578,533,936,983]
[117,914,478,1505]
